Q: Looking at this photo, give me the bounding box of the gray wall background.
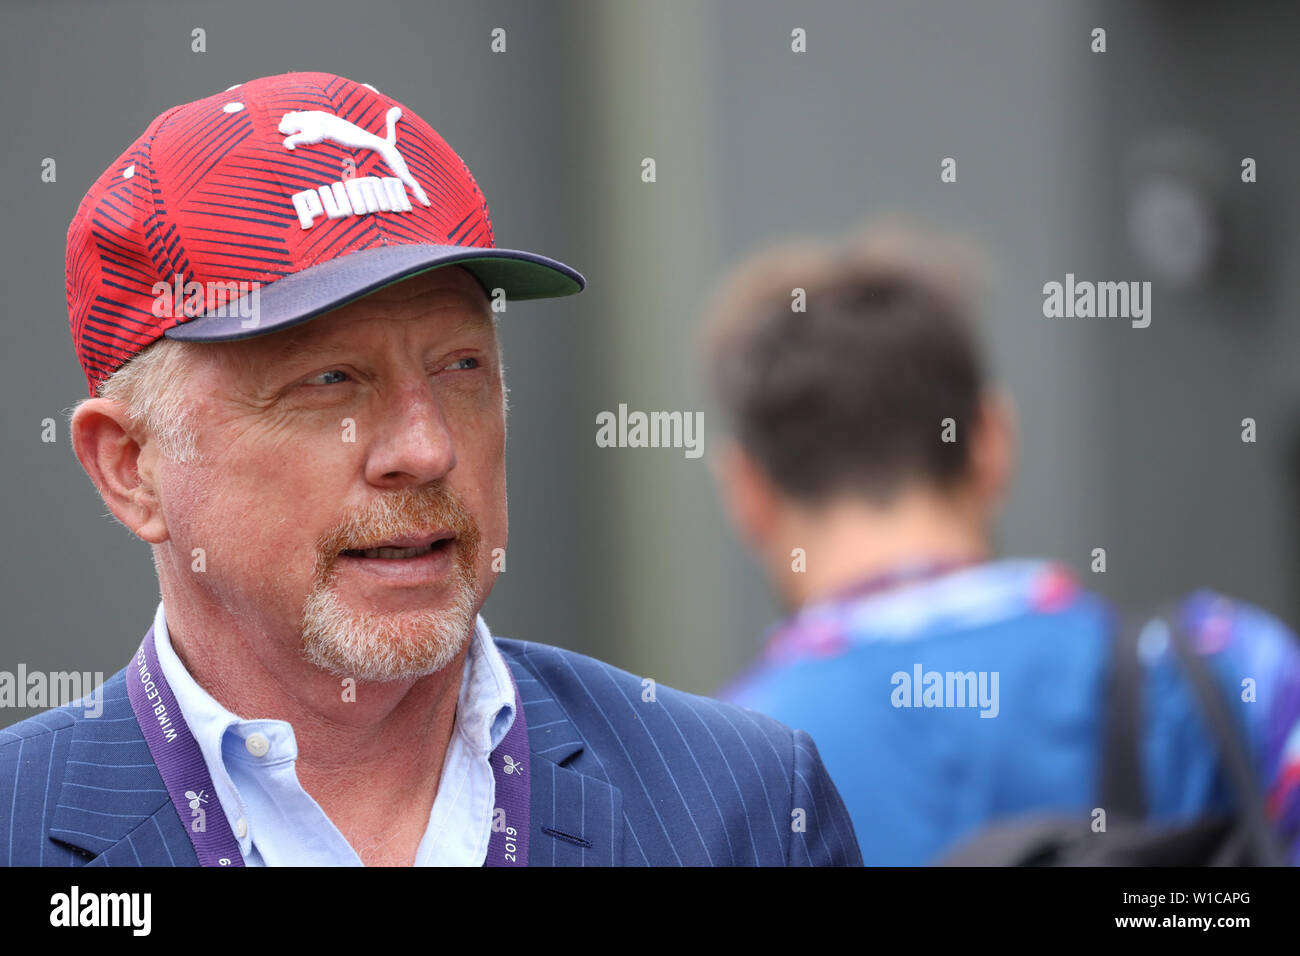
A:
[1,0,1295,722]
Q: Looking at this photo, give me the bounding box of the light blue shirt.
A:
[151,600,517,866]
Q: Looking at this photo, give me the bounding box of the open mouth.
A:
[340,533,454,561]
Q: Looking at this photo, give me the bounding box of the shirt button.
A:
[235,818,248,839]
[245,733,270,757]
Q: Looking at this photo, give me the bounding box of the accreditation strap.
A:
[128,625,532,867]
[484,665,530,867]
[126,626,245,866]
[760,559,1081,666]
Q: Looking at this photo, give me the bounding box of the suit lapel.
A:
[503,649,626,866]
[48,668,197,866]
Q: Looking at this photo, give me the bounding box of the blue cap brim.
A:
[164,243,584,342]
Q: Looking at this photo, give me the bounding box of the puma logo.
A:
[279,106,430,206]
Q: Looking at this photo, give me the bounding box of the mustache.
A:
[312,483,481,578]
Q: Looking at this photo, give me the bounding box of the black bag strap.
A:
[1163,606,1287,865]
[1104,603,1286,865]
[1101,610,1146,819]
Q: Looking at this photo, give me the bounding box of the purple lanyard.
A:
[127,625,530,867]
[759,559,980,665]
[485,669,531,867]
[760,558,1078,666]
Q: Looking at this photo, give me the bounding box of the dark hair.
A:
[702,222,990,504]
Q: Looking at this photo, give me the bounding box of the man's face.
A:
[150,265,507,682]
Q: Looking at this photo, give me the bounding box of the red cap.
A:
[66,71,585,395]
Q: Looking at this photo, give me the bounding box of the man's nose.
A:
[363,381,457,488]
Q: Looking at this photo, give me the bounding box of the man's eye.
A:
[305,369,350,385]
[445,357,480,371]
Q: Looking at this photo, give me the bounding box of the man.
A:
[703,221,1300,865]
[0,72,860,867]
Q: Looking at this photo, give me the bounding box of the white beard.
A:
[300,576,477,682]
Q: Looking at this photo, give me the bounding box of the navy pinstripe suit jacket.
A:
[1,635,862,866]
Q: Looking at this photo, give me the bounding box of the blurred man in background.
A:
[703,221,1300,865]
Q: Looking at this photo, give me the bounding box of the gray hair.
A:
[73,337,204,463]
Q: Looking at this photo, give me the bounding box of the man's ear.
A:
[967,388,1017,512]
[71,399,168,544]
[709,439,781,551]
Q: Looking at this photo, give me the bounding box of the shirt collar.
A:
[152,599,246,770]
[457,614,517,755]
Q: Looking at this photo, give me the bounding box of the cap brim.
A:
[164,243,585,342]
